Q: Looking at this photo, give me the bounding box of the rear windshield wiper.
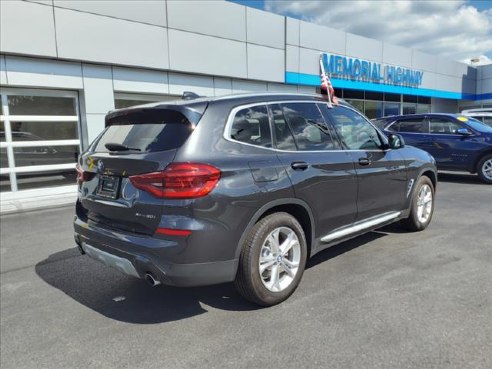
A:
[105,143,141,152]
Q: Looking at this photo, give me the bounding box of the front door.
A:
[323,104,408,221]
[427,116,474,169]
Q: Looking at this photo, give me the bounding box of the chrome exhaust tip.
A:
[144,273,161,287]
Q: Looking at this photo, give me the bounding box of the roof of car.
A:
[115,93,341,108]
[106,93,353,122]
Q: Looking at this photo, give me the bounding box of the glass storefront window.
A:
[8,96,77,116]
[12,145,78,167]
[384,102,400,116]
[1,148,8,168]
[365,91,383,101]
[345,99,364,114]
[1,89,80,193]
[16,169,77,191]
[10,121,78,141]
[364,101,383,119]
[416,104,431,114]
[0,174,11,192]
[403,95,418,103]
[343,89,364,99]
[403,103,417,115]
[114,93,180,109]
[0,122,6,141]
[384,93,400,102]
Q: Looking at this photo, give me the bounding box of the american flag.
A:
[319,56,339,107]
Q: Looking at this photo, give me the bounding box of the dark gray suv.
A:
[74,93,437,306]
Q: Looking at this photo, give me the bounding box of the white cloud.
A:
[265,0,492,63]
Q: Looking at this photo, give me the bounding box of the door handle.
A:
[291,161,309,171]
[358,157,371,166]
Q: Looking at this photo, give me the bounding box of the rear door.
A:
[77,107,199,235]
[270,102,358,238]
[389,117,431,151]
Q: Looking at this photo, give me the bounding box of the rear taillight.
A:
[76,164,95,184]
[129,163,221,199]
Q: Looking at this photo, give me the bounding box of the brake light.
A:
[129,163,221,199]
[76,164,95,184]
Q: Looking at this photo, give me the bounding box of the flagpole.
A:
[319,54,332,108]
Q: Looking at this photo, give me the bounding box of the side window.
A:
[429,118,462,134]
[325,106,383,150]
[397,119,426,133]
[281,103,338,151]
[230,105,272,148]
[269,104,297,151]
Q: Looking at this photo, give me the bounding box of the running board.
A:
[321,211,401,243]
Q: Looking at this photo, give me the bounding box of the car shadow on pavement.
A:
[36,231,389,324]
[35,249,260,324]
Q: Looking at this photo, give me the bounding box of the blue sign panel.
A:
[322,53,423,87]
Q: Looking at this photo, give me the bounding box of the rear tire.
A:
[400,176,435,232]
[477,154,492,184]
[234,212,307,306]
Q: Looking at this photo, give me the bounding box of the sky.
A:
[231,0,492,65]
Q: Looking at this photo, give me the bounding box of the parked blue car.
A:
[373,114,492,183]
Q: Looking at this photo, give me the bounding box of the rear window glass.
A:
[93,110,194,153]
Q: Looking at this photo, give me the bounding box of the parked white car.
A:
[461,108,492,127]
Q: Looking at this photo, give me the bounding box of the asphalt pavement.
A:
[1,172,491,369]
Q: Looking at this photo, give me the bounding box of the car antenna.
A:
[182,91,201,100]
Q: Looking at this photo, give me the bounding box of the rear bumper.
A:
[74,216,238,287]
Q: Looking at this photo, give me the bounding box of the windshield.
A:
[465,118,492,133]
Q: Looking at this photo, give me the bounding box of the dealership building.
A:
[1,0,491,212]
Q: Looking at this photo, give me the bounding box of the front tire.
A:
[477,154,492,184]
[234,212,307,306]
[401,176,435,232]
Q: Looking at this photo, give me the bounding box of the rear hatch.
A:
[77,103,207,235]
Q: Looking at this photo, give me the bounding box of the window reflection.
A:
[10,121,78,141]
[13,145,78,167]
[8,96,76,115]
[16,169,77,191]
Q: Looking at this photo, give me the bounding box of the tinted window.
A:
[281,103,338,151]
[395,119,426,133]
[325,106,382,150]
[429,118,461,134]
[270,104,297,151]
[94,110,194,153]
[230,105,271,148]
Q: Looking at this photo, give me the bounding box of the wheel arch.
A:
[472,150,492,174]
[419,168,437,190]
[234,198,315,260]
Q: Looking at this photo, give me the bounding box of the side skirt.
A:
[311,211,402,256]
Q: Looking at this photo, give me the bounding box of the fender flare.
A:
[233,198,316,259]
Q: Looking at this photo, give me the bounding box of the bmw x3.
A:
[74,93,437,306]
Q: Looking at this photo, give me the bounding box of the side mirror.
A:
[388,133,405,149]
[455,128,473,136]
